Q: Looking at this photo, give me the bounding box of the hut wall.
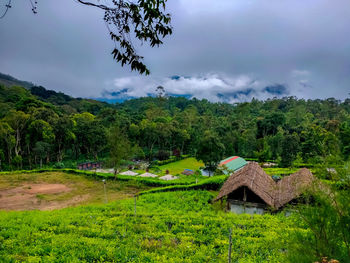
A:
[228,200,266,215]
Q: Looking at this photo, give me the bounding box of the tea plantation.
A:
[0,190,297,262]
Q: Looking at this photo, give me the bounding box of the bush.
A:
[12,155,22,169]
[53,162,65,169]
[287,175,350,262]
[157,150,170,161]
[172,148,181,157]
[138,175,228,196]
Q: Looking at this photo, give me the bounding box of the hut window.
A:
[228,186,267,205]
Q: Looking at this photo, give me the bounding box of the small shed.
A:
[214,162,314,214]
[182,169,194,175]
[77,161,102,170]
[219,156,247,174]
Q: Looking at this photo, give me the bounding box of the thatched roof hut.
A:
[214,162,314,210]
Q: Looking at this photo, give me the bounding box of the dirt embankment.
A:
[0,183,88,211]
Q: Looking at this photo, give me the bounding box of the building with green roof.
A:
[219,156,247,174]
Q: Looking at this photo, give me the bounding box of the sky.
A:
[0,0,350,103]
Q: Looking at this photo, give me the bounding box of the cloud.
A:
[1,0,350,101]
[263,84,288,96]
[291,70,310,77]
[100,73,290,103]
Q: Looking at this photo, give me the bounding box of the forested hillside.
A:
[0,83,350,171]
[0,72,34,89]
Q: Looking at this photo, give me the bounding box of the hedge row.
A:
[137,175,228,196]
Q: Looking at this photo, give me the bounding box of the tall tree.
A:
[27,119,55,165]
[280,133,299,167]
[4,110,29,157]
[52,117,75,162]
[108,125,132,174]
[195,130,225,176]
[0,121,15,165]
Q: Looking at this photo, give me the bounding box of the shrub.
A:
[138,175,228,196]
[157,150,170,161]
[12,155,22,169]
[287,176,350,262]
[53,162,65,169]
[172,148,181,157]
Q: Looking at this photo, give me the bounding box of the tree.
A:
[0,121,15,165]
[195,130,225,176]
[27,119,55,165]
[72,112,106,159]
[53,116,75,162]
[28,119,55,143]
[280,133,299,167]
[268,128,284,160]
[2,0,172,75]
[340,121,350,159]
[4,110,29,157]
[254,137,271,162]
[108,125,132,175]
[89,121,107,160]
[0,149,4,170]
[256,112,285,138]
[33,141,51,168]
[139,118,158,160]
[300,125,329,163]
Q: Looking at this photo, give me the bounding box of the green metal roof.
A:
[219,156,247,174]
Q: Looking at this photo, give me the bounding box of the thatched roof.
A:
[214,162,314,209]
[274,168,314,208]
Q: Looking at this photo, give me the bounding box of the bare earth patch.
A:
[0,183,87,211]
[0,172,150,211]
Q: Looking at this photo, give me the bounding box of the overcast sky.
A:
[0,0,350,103]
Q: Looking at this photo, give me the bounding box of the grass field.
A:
[263,167,299,176]
[0,190,296,262]
[0,166,311,262]
[157,157,204,175]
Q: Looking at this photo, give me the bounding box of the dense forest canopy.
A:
[0,82,349,171]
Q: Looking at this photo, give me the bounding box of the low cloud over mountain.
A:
[99,74,290,103]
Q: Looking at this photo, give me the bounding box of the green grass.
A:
[263,167,299,176]
[0,190,296,262]
[263,167,320,177]
[157,157,204,175]
[138,175,228,196]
